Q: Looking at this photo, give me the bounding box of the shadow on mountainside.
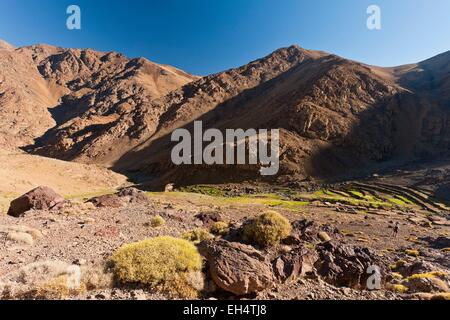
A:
[111,67,450,190]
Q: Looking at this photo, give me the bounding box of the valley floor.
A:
[0,181,449,300]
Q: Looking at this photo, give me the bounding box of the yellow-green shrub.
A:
[405,249,420,257]
[390,259,407,270]
[242,211,292,247]
[210,221,230,236]
[391,272,403,280]
[390,284,409,294]
[182,229,214,244]
[406,271,448,281]
[35,275,87,300]
[150,215,166,228]
[160,271,205,299]
[111,237,203,296]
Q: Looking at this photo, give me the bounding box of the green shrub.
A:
[111,237,203,297]
[242,211,292,247]
[210,221,230,236]
[390,259,407,270]
[405,249,420,257]
[150,215,166,228]
[182,229,214,244]
[390,284,409,294]
[406,271,448,281]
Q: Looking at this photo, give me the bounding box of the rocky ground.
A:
[0,177,448,300]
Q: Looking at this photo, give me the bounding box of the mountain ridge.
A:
[1,41,449,187]
[0,42,198,151]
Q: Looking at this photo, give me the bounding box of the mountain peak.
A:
[272,44,329,61]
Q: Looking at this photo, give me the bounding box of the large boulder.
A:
[195,212,223,227]
[88,194,123,208]
[283,219,340,245]
[273,246,318,282]
[117,187,149,204]
[200,240,275,296]
[88,187,149,208]
[7,186,65,217]
[315,242,387,289]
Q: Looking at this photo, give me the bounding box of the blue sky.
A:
[0,0,449,75]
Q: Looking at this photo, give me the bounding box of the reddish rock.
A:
[117,187,149,204]
[88,188,149,208]
[88,194,123,208]
[200,240,275,296]
[315,242,387,289]
[283,219,340,245]
[195,212,223,227]
[273,246,318,282]
[7,186,65,217]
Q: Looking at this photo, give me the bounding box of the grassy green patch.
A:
[65,189,117,201]
[349,190,365,198]
[147,189,308,212]
[304,188,414,209]
[179,185,226,197]
[388,195,414,205]
[224,196,308,211]
[245,193,285,200]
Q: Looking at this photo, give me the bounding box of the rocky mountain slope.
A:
[2,40,449,187]
[0,41,197,152]
[126,47,447,187]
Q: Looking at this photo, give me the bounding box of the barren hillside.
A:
[0,41,197,153]
[95,46,450,187]
[3,41,449,188]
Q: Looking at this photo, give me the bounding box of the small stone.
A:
[421,221,433,228]
[73,258,87,266]
[165,183,175,192]
[83,217,96,223]
[280,245,292,253]
[341,287,352,295]
[267,292,278,299]
[95,293,106,300]
[318,231,331,242]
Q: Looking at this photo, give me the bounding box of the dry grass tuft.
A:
[0,260,113,300]
[405,249,420,257]
[242,210,292,247]
[111,237,203,298]
[182,229,214,244]
[210,221,230,236]
[150,215,166,228]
